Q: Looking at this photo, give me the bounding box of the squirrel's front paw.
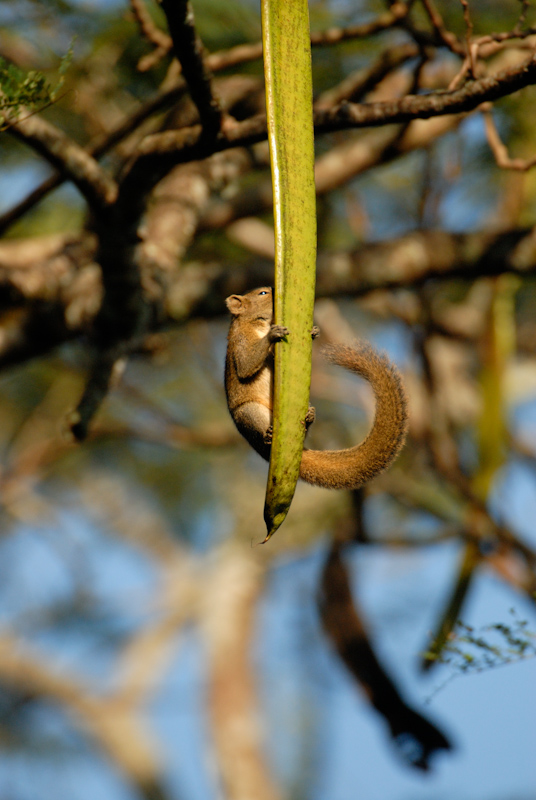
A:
[269,325,289,342]
[311,326,320,339]
[263,425,273,445]
[304,406,316,429]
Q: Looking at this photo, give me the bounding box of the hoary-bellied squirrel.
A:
[225,287,408,489]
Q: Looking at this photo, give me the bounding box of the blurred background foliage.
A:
[0,1,535,799]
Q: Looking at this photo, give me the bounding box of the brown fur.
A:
[225,287,408,489]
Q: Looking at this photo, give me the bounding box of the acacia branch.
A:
[419,0,465,56]
[0,82,191,234]
[314,42,420,108]
[315,228,535,296]
[0,73,259,235]
[319,542,451,770]
[121,50,536,195]
[314,50,536,131]
[2,225,536,369]
[130,0,172,52]
[205,547,282,800]
[74,144,252,439]
[0,634,166,798]
[9,111,117,211]
[160,0,222,135]
[201,111,460,232]
[482,102,536,170]
[0,1,467,234]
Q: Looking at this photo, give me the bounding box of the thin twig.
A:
[482,101,536,171]
[130,0,171,51]
[420,0,465,56]
[460,0,477,78]
[130,0,173,71]
[314,43,420,108]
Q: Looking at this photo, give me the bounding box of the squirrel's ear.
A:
[226,294,244,315]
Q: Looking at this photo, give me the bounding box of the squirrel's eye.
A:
[259,290,267,295]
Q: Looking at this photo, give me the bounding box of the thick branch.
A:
[1,225,536,368]
[201,115,460,231]
[316,50,536,130]
[204,546,282,800]
[7,7,520,234]
[0,635,165,796]
[319,543,451,770]
[0,74,257,235]
[122,50,536,197]
[316,228,535,295]
[74,142,252,438]
[9,112,117,211]
[160,0,222,134]
[0,5,412,232]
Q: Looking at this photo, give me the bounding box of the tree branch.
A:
[120,50,536,196]
[419,0,465,56]
[9,111,117,211]
[316,228,536,296]
[160,0,222,135]
[201,114,461,232]
[482,101,536,170]
[314,42,420,108]
[314,50,536,131]
[0,73,259,235]
[319,542,451,770]
[2,225,536,370]
[130,0,172,54]
[0,634,166,799]
[204,546,282,800]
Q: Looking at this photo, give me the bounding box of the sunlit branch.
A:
[0,2,510,233]
[314,42,420,108]
[0,634,165,797]
[205,547,282,800]
[9,111,117,211]
[120,50,536,198]
[314,51,536,131]
[201,114,460,231]
[3,224,536,372]
[130,0,172,71]
[0,74,259,234]
[482,102,536,170]
[419,0,465,56]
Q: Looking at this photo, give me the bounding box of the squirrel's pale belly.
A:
[252,363,273,409]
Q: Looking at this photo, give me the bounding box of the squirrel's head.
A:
[225,287,274,319]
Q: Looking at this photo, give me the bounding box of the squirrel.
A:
[224,287,408,489]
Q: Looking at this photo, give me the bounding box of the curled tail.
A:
[299,343,408,489]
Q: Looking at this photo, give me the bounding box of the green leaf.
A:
[260,0,317,541]
[0,42,75,128]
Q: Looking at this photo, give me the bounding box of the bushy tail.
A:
[299,343,408,489]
